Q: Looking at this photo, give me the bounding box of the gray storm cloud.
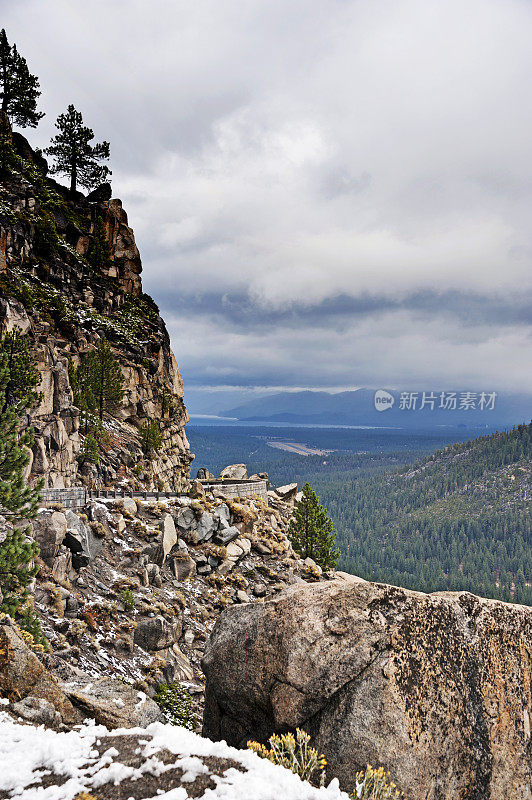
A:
[4,0,532,398]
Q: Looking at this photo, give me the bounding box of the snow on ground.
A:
[0,712,350,800]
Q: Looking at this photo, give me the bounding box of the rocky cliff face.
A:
[0,483,315,732]
[202,576,532,800]
[0,135,192,489]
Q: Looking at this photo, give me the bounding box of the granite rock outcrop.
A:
[202,577,532,800]
[0,133,192,489]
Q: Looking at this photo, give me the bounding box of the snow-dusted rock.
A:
[134,615,182,652]
[122,496,138,516]
[196,511,216,542]
[214,524,240,545]
[0,712,349,800]
[61,675,163,728]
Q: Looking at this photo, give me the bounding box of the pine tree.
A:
[77,337,124,420]
[140,420,163,457]
[0,328,42,414]
[0,115,13,176]
[45,105,111,193]
[87,214,112,271]
[0,346,42,620]
[288,483,339,569]
[0,29,43,128]
[77,433,100,467]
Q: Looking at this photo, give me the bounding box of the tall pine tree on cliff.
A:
[77,337,124,421]
[0,28,43,128]
[87,215,112,271]
[288,482,339,569]
[0,334,43,621]
[0,329,42,414]
[45,104,111,193]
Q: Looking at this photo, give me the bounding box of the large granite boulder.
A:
[160,513,177,560]
[220,464,248,480]
[0,617,79,725]
[32,511,67,566]
[64,509,102,568]
[202,577,532,800]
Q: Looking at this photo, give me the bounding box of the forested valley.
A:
[189,423,532,604]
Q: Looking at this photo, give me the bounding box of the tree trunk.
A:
[70,159,77,194]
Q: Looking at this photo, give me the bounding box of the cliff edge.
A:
[0,133,192,489]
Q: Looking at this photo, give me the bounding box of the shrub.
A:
[352,765,404,799]
[154,682,194,729]
[89,521,106,538]
[34,211,60,258]
[119,587,136,610]
[18,604,47,649]
[87,214,112,271]
[248,728,326,786]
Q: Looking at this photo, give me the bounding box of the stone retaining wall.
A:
[200,479,269,502]
[40,479,269,507]
[41,487,88,509]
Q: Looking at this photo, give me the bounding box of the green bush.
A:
[154,682,194,729]
[119,587,136,610]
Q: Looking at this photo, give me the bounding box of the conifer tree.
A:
[77,433,100,467]
[77,337,124,420]
[87,215,112,271]
[0,29,43,128]
[0,328,42,414]
[0,346,42,620]
[288,483,339,569]
[0,117,13,176]
[140,420,163,457]
[45,105,111,193]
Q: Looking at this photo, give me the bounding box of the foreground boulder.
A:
[0,617,79,725]
[202,577,532,799]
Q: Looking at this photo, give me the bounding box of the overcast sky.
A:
[5,0,532,409]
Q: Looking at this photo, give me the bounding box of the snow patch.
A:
[0,712,350,799]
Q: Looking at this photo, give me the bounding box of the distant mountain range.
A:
[220,388,531,429]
